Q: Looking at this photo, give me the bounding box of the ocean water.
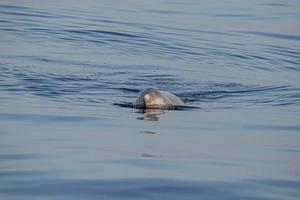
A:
[0,0,300,199]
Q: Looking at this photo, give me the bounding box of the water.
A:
[0,0,300,199]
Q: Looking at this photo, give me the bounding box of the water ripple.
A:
[1,63,299,108]
[237,31,300,41]
[0,177,299,200]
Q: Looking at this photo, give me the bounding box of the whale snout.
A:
[144,94,150,102]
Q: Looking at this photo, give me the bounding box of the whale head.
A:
[134,88,166,108]
[143,89,165,107]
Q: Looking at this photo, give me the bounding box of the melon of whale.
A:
[134,88,184,109]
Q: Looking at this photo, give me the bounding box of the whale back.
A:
[160,91,184,106]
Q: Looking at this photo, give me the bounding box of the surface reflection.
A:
[136,109,165,121]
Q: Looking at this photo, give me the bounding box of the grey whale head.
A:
[134,88,184,109]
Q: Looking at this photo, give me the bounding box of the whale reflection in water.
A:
[136,108,165,121]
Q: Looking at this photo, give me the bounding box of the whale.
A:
[134,88,184,109]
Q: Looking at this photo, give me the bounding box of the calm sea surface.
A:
[1,0,300,199]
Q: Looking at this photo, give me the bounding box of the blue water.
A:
[1,0,300,199]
